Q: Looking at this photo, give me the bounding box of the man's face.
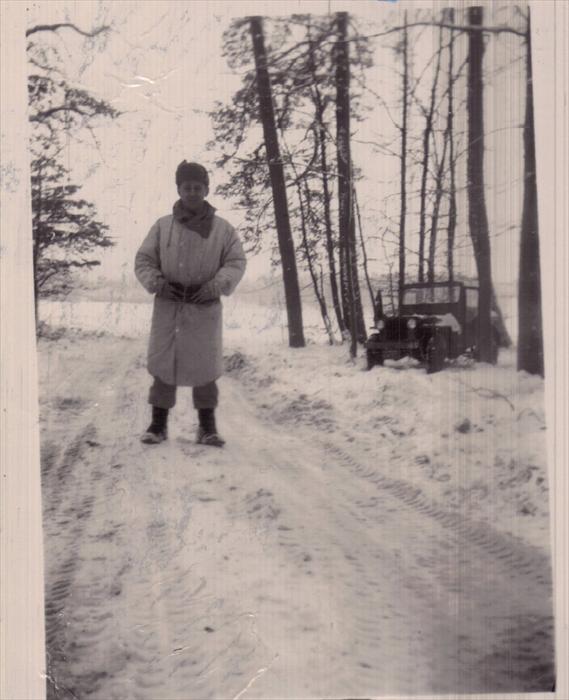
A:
[178,180,208,211]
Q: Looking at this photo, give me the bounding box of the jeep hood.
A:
[406,313,462,333]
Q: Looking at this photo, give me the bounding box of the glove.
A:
[156,278,183,301]
[190,279,221,304]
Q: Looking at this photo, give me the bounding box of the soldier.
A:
[135,161,246,446]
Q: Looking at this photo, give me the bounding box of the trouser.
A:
[148,376,219,410]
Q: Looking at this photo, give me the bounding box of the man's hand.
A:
[156,279,183,301]
[190,280,221,304]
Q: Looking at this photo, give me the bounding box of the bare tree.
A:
[427,122,450,283]
[417,19,444,282]
[299,178,336,345]
[305,20,345,333]
[354,187,375,309]
[517,9,544,376]
[445,8,458,282]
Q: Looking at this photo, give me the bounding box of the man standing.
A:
[135,161,246,447]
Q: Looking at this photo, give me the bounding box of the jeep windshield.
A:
[401,285,461,306]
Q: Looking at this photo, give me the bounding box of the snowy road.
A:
[40,333,555,698]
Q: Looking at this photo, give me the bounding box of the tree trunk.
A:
[338,221,350,332]
[398,11,409,297]
[446,7,457,282]
[250,16,305,348]
[467,6,494,363]
[33,161,43,328]
[33,241,40,326]
[427,130,449,283]
[319,129,345,334]
[418,20,444,282]
[349,193,367,344]
[428,8,456,284]
[308,33,345,333]
[354,189,375,310]
[335,12,364,357]
[284,128,336,345]
[517,11,544,376]
[336,11,356,355]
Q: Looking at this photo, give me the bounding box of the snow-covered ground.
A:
[38,295,554,698]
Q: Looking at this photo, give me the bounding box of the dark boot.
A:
[196,408,225,447]
[141,406,168,444]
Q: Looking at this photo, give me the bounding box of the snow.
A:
[38,295,554,697]
[226,343,551,550]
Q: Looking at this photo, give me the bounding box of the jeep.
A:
[365,282,500,373]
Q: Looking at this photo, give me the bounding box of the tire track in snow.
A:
[42,340,271,699]
[164,419,364,698]
[320,440,553,590]
[216,390,461,696]
[43,427,102,700]
[41,339,149,699]
[90,387,275,699]
[251,434,553,693]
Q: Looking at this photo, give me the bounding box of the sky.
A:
[25,0,528,289]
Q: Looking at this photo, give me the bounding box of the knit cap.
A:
[175,160,209,187]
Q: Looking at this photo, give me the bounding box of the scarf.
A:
[173,199,216,238]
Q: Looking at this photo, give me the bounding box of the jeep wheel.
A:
[426,335,446,374]
[366,349,384,370]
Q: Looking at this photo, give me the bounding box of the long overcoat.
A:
[135,213,246,387]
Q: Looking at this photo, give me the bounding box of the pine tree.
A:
[249,15,305,347]
[32,152,113,306]
[27,22,119,319]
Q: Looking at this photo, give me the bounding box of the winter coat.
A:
[135,213,246,387]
